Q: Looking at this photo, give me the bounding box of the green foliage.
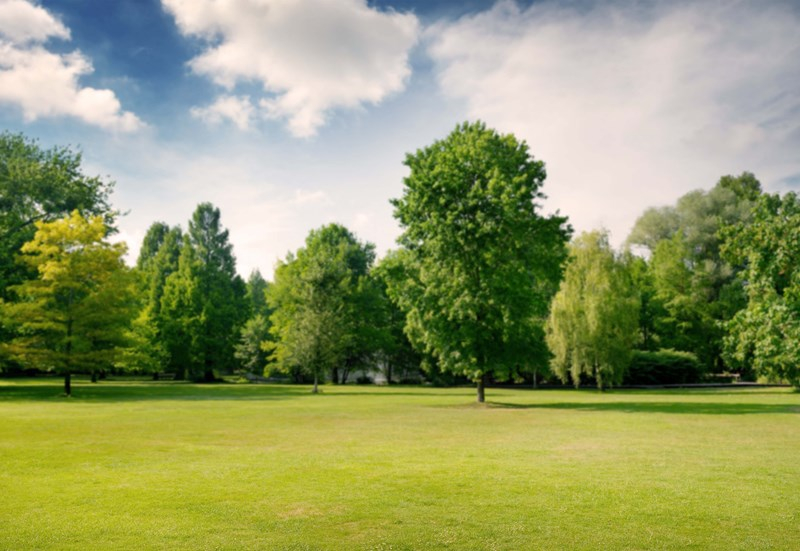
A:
[0,212,136,393]
[624,254,660,350]
[136,222,169,271]
[245,269,271,318]
[234,314,271,375]
[649,233,714,357]
[159,204,246,381]
[391,121,570,401]
[722,192,800,386]
[128,223,184,375]
[624,349,703,385]
[267,223,382,390]
[547,231,640,390]
[0,132,115,298]
[372,250,423,383]
[626,173,760,370]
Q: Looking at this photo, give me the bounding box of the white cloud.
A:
[0,0,68,43]
[190,94,255,130]
[162,0,419,137]
[0,0,143,132]
[428,0,800,244]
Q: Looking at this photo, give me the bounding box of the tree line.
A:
[1,126,798,400]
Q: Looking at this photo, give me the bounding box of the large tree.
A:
[546,231,640,390]
[0,132,115,298]
[267,224,381,391]
[160,204,246,381]
[391,121,571,403]
[0,212,136,395]
[721,192,800,386]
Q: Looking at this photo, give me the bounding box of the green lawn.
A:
[1,380,798,550]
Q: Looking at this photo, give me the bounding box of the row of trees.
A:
[1,127,799,400]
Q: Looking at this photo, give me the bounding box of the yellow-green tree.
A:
[547,231,640,390]
[0,211,136,395]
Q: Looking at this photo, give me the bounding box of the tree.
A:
[391,121,571,403]
[130,223,183,377]
[160,203,246,381]
[245,270,271,318]
[721,192,800,386]
[372,250,423,384]
[546,231,640,390]
[625,173,761,371]
[267,224,380,392]
[0,212,136,395]
[0,132,115,298]
[233,270,273,376]
[234,314,272,376]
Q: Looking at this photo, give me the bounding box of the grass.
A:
[1,379,798,550]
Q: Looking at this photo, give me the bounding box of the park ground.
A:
[0,380,798,550]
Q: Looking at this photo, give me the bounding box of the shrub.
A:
[625,349,703,385]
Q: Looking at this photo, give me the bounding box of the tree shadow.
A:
[0,381,312,403]
[489,401,800,415]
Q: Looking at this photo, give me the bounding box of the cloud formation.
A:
[190,94,255,130]
[0,0,143,132]
[163,0,419,137]
[428,0,800,243]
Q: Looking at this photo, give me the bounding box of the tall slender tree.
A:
[131,223,183,376]
[160,203,246,381]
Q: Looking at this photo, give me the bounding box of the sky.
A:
[2,0,799,279]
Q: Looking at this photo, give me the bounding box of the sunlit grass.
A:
[1,380,798,549]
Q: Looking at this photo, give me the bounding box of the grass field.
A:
[1,379,798,550]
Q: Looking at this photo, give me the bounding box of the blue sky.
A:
[2,0,799,278]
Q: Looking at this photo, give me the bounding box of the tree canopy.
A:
[721,192,800,386]
[0,211,135,395]
[0,132,115,298]
[391,121,571,402]
[267,223,382,391]
[547,231,640,389]
[625,173,761,371]
[159,203,246,381]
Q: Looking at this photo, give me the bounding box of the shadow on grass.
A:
[0,381,312,403]
[489,401,800,415]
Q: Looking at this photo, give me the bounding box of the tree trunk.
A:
[312,373,319,394]
[532,369,538,389]
[91,371,98,383]
[64,372,71,396]
[331,366,339,385]
[477,374,486,403]
[386,362,393,385]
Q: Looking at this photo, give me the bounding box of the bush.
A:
[356,375,373,385]
[625,349,703,385]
